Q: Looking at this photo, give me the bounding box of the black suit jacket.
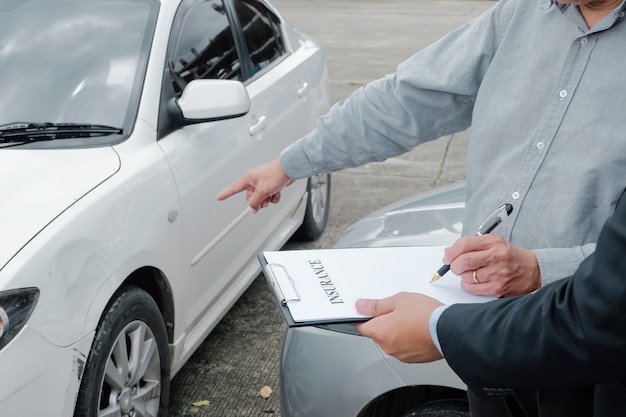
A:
[438,192,626,416]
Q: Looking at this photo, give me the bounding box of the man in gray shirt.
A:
[218,0,626,415]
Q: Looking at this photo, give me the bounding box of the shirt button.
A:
[512,191,520,200]
[580,37,588,46]
[536,142,544,150]
[559,90,567,98]
[619,11,625,17]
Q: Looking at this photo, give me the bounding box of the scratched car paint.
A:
[0,0,329,415]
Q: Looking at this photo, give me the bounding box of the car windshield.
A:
[0,0,158,148]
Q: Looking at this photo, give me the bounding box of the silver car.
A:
[280,182,471,417]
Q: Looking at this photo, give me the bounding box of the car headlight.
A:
[0,288,39,351]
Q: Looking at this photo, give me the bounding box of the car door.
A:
[156,0,315,341]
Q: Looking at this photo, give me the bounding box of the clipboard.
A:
[258,246,494,327]
[259,252,370,327]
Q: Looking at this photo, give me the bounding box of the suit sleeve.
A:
[438,192,626,391]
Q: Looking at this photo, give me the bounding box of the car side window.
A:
[232,0,285,76]
[170,0,241,95]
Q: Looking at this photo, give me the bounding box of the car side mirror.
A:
[169,79,250,125]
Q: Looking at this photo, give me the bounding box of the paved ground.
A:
[168,1,495,416]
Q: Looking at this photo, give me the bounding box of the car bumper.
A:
[0,326,93,416]
[280,325,466,417]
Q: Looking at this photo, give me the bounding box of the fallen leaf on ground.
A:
[192,400,211,407]
[259,385,273,399]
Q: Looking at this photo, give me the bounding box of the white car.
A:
[280,182,472,417]
[0,0,329,415]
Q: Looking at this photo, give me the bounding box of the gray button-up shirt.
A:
[279,0,626,286]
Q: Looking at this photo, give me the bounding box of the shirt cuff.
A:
[428,305,451,355]
[279,139,317,180]
[532,243,595,286]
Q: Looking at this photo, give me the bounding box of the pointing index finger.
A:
[216,177,251,201]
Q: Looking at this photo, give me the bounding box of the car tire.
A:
[74,286,170,417]
[402,399,470,417]
[292,173,331,241]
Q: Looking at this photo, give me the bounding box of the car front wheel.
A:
[74,286,170,417]
[292,173,331,241]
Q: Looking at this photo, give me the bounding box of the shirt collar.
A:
[544,0,626,32]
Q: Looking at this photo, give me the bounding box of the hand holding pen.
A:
[430,203,513,283]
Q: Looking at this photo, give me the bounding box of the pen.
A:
[430,203,513,283]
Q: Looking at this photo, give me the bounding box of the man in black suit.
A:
[355,192,626,416]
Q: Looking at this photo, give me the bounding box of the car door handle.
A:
[297,81,309,97]
[249,115,267,136]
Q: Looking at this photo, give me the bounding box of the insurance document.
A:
[259,246,494,326]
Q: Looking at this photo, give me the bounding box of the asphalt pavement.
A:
[169,1,495,416]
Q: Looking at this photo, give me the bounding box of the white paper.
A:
[262,246,495,324]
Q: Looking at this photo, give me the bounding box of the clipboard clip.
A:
[265,263,300,305]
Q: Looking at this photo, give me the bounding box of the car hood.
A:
[334,182,466,249]
[0,148,120,270]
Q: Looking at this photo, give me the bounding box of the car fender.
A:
[2,129,184,348]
